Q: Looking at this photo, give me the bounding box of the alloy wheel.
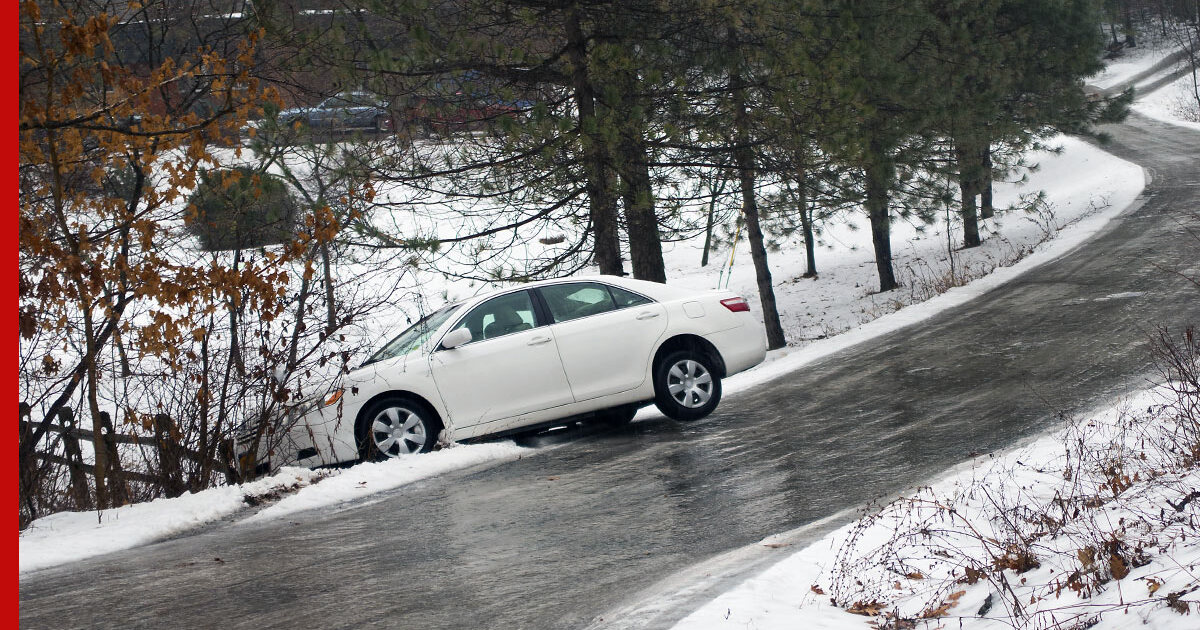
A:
[666,359,713,409]
[370,406,427,457]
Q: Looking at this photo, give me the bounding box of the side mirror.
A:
[440,328,472,350]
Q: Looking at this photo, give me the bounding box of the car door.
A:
[430,290,574,428]
[312,97,337,127]
[344,93,372,127]
[318,95,351,128]
[536,282,667,402]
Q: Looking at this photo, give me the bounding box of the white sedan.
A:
[267,276,766,467]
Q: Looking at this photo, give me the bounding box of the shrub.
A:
[187,167,298,250]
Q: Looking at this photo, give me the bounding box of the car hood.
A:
[347,352,412,386]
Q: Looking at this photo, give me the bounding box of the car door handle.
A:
[636,311,660,320]
[527,336,552,346]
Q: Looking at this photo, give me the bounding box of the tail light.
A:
[720,297,750,312]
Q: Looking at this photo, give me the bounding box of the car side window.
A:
[540,283,616,323]
[607,285,653,309]
[450,290,537,342]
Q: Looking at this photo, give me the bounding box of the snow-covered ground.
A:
[1086,33,1200,130]
[1088,39,1181,90]
[1134,72,1200,130]
[671,386,1200,630]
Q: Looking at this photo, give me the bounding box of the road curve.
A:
[18,113,1199,630]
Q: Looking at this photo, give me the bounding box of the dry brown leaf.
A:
[846,600,885,616]
[1146,578,1163,596]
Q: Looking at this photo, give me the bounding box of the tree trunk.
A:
[197,323,211,488]
[229,249,245,376]
[566,7,623,276]
[320,239,337,333]
[57,408,93,510]
[732,78,786,350]
[154,413,186,498]
[980,143,994,219]
[701,173,726,267]
[1122,1,1136,47]
[739,171,787,350]
[795,169,817,278]
[618,130,666,283]
[82,310,111,509]
[959,177,981,248]
[701,196,715,267]
[865,132,898,292]
[97,411,128,506]
[955,138,982,248]
[213,310,236,485]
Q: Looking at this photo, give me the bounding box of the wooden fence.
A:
[18,404,236,507]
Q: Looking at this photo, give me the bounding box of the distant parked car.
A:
[277,91,393,133]
[247,276,766,468]
[406,94,528,134]
[401,72,532,134]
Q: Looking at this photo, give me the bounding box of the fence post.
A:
[153,413,187,498]
[58,408,93,510]
[97,411,129,505]
[19,403,37,520]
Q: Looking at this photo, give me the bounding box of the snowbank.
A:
[243,441,527,523]
[1134,72,1200,131]
[672,388,1200,629]
[18,442,527,574]
[1088,43,1181,90]
[19,467,322,573]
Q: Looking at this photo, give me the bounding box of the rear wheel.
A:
[653,350,722,421]
[357,396,439,461]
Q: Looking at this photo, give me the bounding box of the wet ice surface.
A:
[1096,291,1147,300]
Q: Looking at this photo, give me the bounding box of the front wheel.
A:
[653,350,722,421]
[357,396,439,461]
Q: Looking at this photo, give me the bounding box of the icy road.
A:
[18,113,1200,630]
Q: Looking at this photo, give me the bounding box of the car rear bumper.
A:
[707,318,767,376]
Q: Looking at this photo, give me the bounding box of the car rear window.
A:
[540,283,616,323]
[608,285,653,308]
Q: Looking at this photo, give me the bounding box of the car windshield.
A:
[362,303,460,366]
